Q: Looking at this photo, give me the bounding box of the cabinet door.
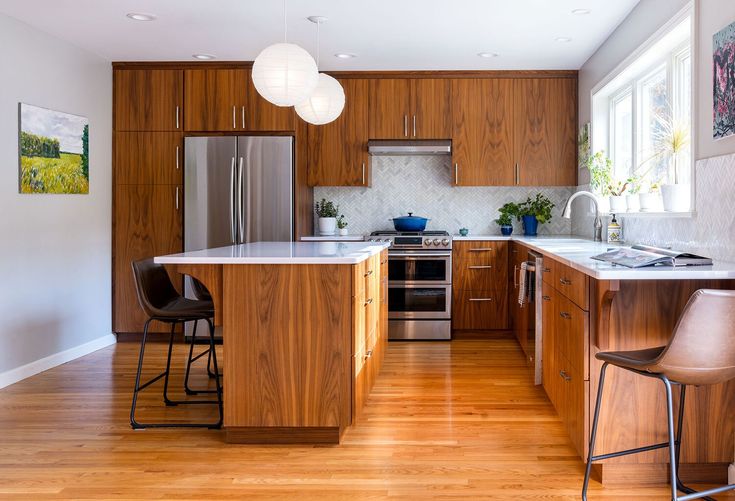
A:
[369,79,411,139]
[113,185,183,333]
[541,283,557,402]
[308,79,369,186]
[451,79,514,186]
[114,132,182,185]
[453,290,508,330]
[245,69,295,131]
[114,69,182,131]
[184,69,247,131]
[514,78,577,186]
[411,79,451,139]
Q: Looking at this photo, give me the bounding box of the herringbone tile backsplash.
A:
[313,155,575,236]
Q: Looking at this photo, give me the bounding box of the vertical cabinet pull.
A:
[232,106,236,129]
[241,106,245,129]
[514,163,520,185]
[413,115,416,137]
[403,115,408,137]
[454,163,459,185]
[362,163,366,185]
[175,186,179,211]
[175,106,180,129]
[175,146,180,170]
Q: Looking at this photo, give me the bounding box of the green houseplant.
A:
[315,198,339,236]
[516,194,555,236]
[494,202,519,236]
[336,215,348,236]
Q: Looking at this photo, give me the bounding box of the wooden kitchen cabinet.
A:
[113,184,183,333]
[514,78,577,186]
[451,79,515,186]
[114,132,183,185]
[308,78,370,186]
[185,68,294,132]
[114,69,183,131]
[368,78,451,139]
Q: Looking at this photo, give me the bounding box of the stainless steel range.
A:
[368,231,452,340]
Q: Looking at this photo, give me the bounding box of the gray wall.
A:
[0,14,113,378]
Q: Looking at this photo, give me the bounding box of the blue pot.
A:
[500,225,513,236]
[391,212,430,232]
[522,215,538,236]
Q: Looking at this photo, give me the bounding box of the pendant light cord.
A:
[316,20,320,69]
[283,0,287,43]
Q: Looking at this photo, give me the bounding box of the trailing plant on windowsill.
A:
[587,151,613,197]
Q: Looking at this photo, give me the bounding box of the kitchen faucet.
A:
[562,191,603,242]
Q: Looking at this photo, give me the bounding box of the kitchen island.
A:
[155,241,389,444]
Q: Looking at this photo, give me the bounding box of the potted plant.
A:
[494,203,518,236]
[653,114,691,212]
[315,198,339,236]
[516,194,554,236]
[607,179,628,213]
[638,180,662,212]
[625,175,642,212]
[587,151,613,213]
[336,215,348,236]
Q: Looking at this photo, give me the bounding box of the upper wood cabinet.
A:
[368,78,450,139]
[114,69,183,131]
[114,132,183,185]
[184,68,294,132]
[307,79,369,186]
[451,79,514,186]
[514,78,577,186]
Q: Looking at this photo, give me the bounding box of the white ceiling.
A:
[0,0,640,70]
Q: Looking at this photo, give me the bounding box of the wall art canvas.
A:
[18,103,89,194]
[713,20,735,140]
[578,122,591,169]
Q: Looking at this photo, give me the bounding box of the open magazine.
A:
[591,244,713,268]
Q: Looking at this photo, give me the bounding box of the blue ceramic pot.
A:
[500,225,513,236]
[522,215,538,236]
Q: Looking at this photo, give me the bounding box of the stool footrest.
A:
[678,484,735,501]
[590,441,670,462]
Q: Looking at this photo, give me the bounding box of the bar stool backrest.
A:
[657,289,735,385]
[131,258,180,318]
[190,277,212,302]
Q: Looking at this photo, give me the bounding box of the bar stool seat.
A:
[583,289,735,501]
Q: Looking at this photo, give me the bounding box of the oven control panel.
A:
[367,234,452,250]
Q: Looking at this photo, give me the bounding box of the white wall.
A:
[0,14,114,386]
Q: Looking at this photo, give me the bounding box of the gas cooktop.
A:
[368,230,452,250]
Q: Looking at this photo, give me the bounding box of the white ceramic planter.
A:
[639,193,663,212]
[608,195,627,214]
[338,228,348,236]
[625,194,640,212]
[661,184,691,212]
[318,217,337,235]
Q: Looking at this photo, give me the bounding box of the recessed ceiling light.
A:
[555,37,572,43]
[334,53,357,59]
[193,54,216,60]
[126,13,156,21]
[477,52,499,58]
[572,8,591,15]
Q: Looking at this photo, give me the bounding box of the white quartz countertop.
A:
[155,241,389,265]
[456,235,735,280]
[300,235,366,242]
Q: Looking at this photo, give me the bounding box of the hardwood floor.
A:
[0,336,722,499]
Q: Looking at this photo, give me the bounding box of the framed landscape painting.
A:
[18,103,89,194]
[713,20,735,140]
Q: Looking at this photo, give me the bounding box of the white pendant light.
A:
[295,16,345,125]
[251,0,319,107]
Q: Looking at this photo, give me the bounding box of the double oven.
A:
[368,231,452,340]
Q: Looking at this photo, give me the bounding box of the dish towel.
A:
[518,261,528,306]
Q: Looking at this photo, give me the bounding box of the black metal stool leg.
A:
[206,317,223,428]
[162,322,178,406]
[662,376,680,501]
[582,362,608,501]
[184,319,217,395]
[130,318,152,429]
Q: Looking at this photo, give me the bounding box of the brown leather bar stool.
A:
[183,278,221,395]
[130,259,223,429]
[583,289,735,501]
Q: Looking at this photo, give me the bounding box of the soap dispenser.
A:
[607,214,622,243]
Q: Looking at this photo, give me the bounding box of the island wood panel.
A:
[411,78,451,139]
[222,264,353,437]
[112,184,182,333]
[184,68,247,131]
[514,78,577,186]
[164,263,223,326]
[307,78,369,186]
[589,278,735,483]
[114,69,183,131]
[114,132,182,185]
[368,78,411,139]
[451,79,514,186]
[244,69,295,131]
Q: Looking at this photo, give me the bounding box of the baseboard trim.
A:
[0,334,117,389]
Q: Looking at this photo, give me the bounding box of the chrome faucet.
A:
[562,191,603,242]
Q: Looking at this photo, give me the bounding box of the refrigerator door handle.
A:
[230,157,236,244]
[237,156,244,243]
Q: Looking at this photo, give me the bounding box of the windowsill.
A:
[615,211,695,218]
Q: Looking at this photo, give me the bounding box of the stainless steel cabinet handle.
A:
[241,106,245,129]
[559,370,572,381]
[469,248,494,252]
[515,163,520,185]
[230,157,236,243]
[232,106,236,129]
[559,278,572,286]
[542,295,551,301]
[454,163,459,184]
[365,298,374,306]
[413,115,416,137]
[175,186,179,210]
[559,311,572,319]
[362,162,366,185]
[469,265,493,269]
[175,106,180,129]
[513,265,518,288]
[469,298,493,302]
[404,115,408,137]
[237,157,244,243]
[175,146,179,170]
[364,269,373,277]
[543,267,551,273]
[365,350,373,360]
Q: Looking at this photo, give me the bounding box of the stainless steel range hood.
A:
[368,140,451,156]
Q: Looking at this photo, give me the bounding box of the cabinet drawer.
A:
[452,289,508,330]
[453,240,507,264]
[555,357,588,460]
[541,257,556,285]
[555,261,589,310]
[555,295,589,379]
[453,263,507,291]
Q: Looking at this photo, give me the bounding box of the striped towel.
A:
[518,261,528,306]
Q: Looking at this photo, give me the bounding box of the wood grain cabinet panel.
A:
[556,295,589,379]
[308,79,369,186]
[410,79,451,139]
[451,79,515,186]
[113,184,182,333]
[184,68,247,131]
[541,282,557,402]
[514,78,577,186]
[245,69,295,131]
[114,69,183,131]
[114,132,182,185]
[453,290,508,330]
[369,79,411,139]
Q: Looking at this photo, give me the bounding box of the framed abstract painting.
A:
[713,20,735,140]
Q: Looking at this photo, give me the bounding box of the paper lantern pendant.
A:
[295,73,345,125]
[252,43,319,107]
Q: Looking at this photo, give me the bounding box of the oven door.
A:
[388,252,451,284]
[388,284,452,320]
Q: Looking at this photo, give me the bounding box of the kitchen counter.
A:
[300,235,366,242]
[454,235,735,280]
[154,241,388,265]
